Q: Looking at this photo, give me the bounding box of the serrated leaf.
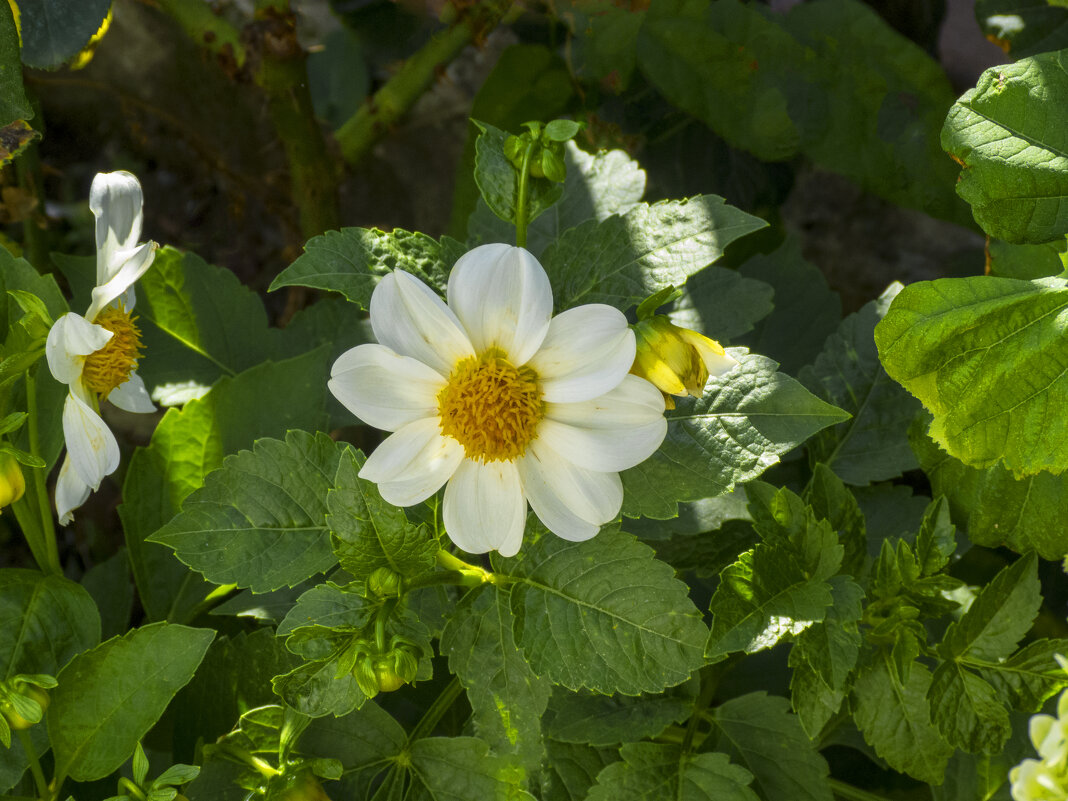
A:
[440,585,550,772]
[19,0,109,69]
[801,283,920,484]
[942,51,1068,243]
[705,692,833,801]
[544,679,696,747]
[404,737,535,801]
[542,194,766,312]
[973,638,1068,711]
[269,228,460,308]
[271,657,366,719]
[803,465,866,577]
[928,662,1010,754]
[851,654,952,784]
[940,553,1040,662]
[472,119,562,228]
[276,583,374,639]
[149,432,345,592]
[327,450,438,581]
[621,350,850,519]
[496,520,708,695]
[876,275,1068,476]
[588,743,760,801]
[543,741,621,801]
[668,266,775,343]
[48,623,213,783]
[914,497,956,577]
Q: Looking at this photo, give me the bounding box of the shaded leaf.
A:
[587,743,760,801]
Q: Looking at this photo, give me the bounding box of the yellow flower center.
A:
[82,304,143,399]
[437,350,543,463]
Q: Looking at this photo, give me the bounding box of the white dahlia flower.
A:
[46,171,157,524]
[328,243,667,556]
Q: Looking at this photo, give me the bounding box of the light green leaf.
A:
[851,654,952,784]
[544,679,696,747]
[48,623,213,783]
[19,0,109,69]
[706,692,833,801]
[404,737,535,801]
[327,450,438,581]
[149,431,346,593]
[496,521,708,695]
[940,553,1040,662]
[0,0,29,125]
[622,350,850,519]
[269,227,461,308]
[942,50,1068,243]
[542,194,766,311]
[120,350,332,622]
[876,275,1068,476]
[440,584,551,772]
[587,743,760,801]
[669,266,775,343]
[801,283,920,485]
[928,663,1010,754]
[276,583,374,639]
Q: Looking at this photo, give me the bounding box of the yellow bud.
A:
[0,452,25,509]
[630,316,738,408]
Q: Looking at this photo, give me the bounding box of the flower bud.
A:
[630,316,738,409]
[352,655,380,699]
[0,452,25,509]
[1,684,48,730]
[367,567,403,599]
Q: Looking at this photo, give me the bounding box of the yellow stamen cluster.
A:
[82,304,143,399]
[438,350,543,463]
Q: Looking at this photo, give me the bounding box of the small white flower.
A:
[328,243,668,556]
[46,171,158,525]
[1012,685,1068,800]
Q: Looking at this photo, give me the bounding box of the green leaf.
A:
[472,119,562,227]
[48,623,213,783]
[801,283,920,484]
[81,549,133,640]
[0,0,29,126]
[876,275,1068,476]
[543,679,696,747]
[914,496,956,577]
[851,654,952,784]
[271,656,366,719]
[913,423,1068,560]
[543,741,621,801]
[705,692,833,801]
[18,0,109,69]
[268,227,460,308]
[542,194,766,312]
[622,351,850,519]
[327,449,438,581]
[587,743,760,801]
[668,266,774,343]
[403,737,535,801]
[928,663,1010,754]
[940,553,1040,662]
[149,431,346,593]
[307,28,369,130]
[988,237,1068,280]
[973,638,1068,711]
[942,51,1068,243]
[802,465,866,577]
[975,0,1068,58]
[497,520,708,695]
[276,583,374,638]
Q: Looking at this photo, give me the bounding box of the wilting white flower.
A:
[328,243,667,556]
[1011,684,1068,800]
[46,171,157,524]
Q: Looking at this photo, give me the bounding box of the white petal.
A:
[528,304,636,403]
[442,459,526,556]
[328,344,446,432]
[90,171,144,286]
[359,417,463,506]
[55,455,91,526]
[107,372,156,413]
[518,439,622,542]
[370,270,474,376]
[62,391,120,490]
[87,242,156,320]
[446,244,552,365]
[46,313,112,386]
[537,375,667,472]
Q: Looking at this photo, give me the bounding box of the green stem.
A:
[334,0,516,166]
[374,597,398,652]
[403,570,472,591]
[117,777,147,800]
[681,666,718,754]
[25,372,59,575]
[409,676,463,742]
[828,778,893,801]
[16,729,48,800]
[435,549,502,586]
[514,137,537,249]
[152,0,247,66]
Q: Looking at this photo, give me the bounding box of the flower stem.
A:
[17,729,48,800]
[514,137,538,249]
[681,666,719,754]
[828,778,893,801]
[117,777,147,800]
[25,371,59,575]
[435,549,498,587]
[409,676,463,742]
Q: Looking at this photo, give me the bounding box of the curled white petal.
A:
[87,242,156,320]
[442,459,526,556]
[359,417,463,506]
[447,244,552,365]
[90,171,144,287]
[107,371,157,413]
[538,375,667,472]
[55,455,91,526]
[329,344,445,432]
[370,270,474,376]
[62,390,120,489]
[528,304,635,403]
[46,313,112,386]
[518,439,622,542]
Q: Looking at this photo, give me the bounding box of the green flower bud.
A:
[271,770,331,801]
[1,684,48,730]
[630,316,738,409]
[0,452,25,509]
[367,567,403,599]
[352,655,379,699]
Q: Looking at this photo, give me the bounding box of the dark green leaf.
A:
[542,741,621,801]
[0,0,29,125]
[276,583,374,639]
[587,743,760,801]
[404,737,535,801]
[973,638,1068,711]
[298,702,405,799]
[18,0,109,69]
[668,266,775,343]
[81,549,133,640]
[928,662,1010,754]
